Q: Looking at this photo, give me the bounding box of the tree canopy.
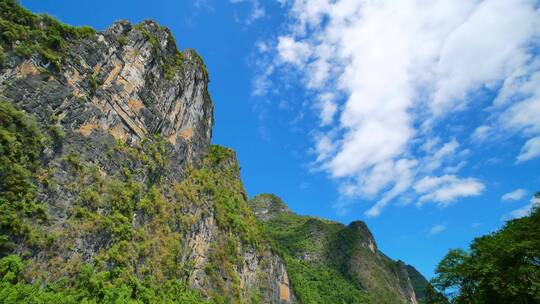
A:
[429,192,540,304]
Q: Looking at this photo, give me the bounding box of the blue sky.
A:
[20,0,540,279]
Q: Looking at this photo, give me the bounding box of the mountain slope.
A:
[251,194,427,304]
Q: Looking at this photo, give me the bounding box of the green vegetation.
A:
[0,0,95,70]
[0,3,438,303]
[406,265,433,304]
[336,223,414,304]
[284,256,371,304]
[0,45,5,66]
[189,146,263,249]
[0,100,255,302]
[137,25,160,49]
[254,201,371,304]
[134,23,185,80]
[261,211,341,256]
[429,193,540,304]
[88,74,99,92]
[252,195,431,304]
[191,50,209,81]
[0,101,49,255]
[0,255,208,303]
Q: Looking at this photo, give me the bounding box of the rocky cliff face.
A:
[0,1,290,303]
[2,16,213,172]
[250,194,427,304]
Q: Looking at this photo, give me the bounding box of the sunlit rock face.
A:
[0,12,293,303]
[1,19,213,172]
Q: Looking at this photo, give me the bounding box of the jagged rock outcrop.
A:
[0,2,290,302]
[406,264,431,303]
[250,194,427,304]
[337,222,419,304]
[1,17,213,169]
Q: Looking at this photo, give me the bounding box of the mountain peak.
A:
[250,193,291,221]
[1,11,213,167]
[346,220,378,253]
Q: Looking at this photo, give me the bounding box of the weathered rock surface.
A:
[1,19,213,170]
[0,6,290,303]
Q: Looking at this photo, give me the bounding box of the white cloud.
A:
[414,175,485,206]
[429,224,446,236]
[471,125,491,142]
[255,40,270,53]
[255,0,540,215]
[509,204,533,219]
[493,60,540,162]
[420,137,441,154]
[252,63,274,96]
[517,136,540,163]
[504,195,540,220]
[423,138,460,172]
[317,93,338,126]
[365,158,418,217]
[431,0,539,116]
[313,132,337,162]
[193,0,214,11]
[276,36,311,66]
[444,161,467,174]
[501,188,528,202]
[230,0,265,24]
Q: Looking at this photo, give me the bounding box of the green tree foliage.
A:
[0,100,250,302]
[0,101,49,255]
[257,210,371,303]
[0,255,208,303]
[284,256,371,304]
[0,0,95,70]
[430,193,540,303]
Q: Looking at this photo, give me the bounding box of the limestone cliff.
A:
[0,1,290,302]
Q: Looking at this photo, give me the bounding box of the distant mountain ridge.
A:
[250,194,429,304]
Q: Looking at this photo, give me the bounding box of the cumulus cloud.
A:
[501,188,528,202]
[364,158,418,217]
[316,93,338,126]
[430,0,540,116]
[429,224,446,236]
[490,59,540,162]
[255,0,540,215]
[277,36,311,66]
[414,175,485,206]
